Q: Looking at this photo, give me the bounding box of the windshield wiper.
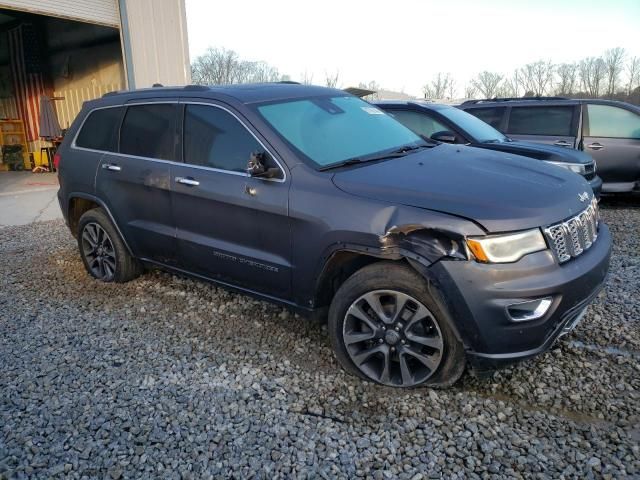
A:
[318,144,431,171]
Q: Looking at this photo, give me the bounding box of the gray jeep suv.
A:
[460,98,640,193]
[57,84,611,388]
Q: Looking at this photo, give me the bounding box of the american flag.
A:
[8,23,51,142]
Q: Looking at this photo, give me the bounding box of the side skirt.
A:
[139,258,317,317]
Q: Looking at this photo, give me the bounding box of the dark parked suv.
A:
[374,100,602,196]
[57,84,611,388]
[460,98,640,193]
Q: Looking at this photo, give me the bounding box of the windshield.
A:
[439,107,508,143]
[257,96,423,168]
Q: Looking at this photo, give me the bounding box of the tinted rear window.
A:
[119,104,177,160]
[466,107,505,129]
[75,107,123,151]
[507,106,574,136]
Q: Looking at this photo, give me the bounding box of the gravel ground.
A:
[1,203,638,479]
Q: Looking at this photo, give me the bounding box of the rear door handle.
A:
[102,163,121,171]
[175,176,200,186]
[587,143,604,151]
[554,141,572,147]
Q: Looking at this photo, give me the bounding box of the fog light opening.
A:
[507,297,553,322]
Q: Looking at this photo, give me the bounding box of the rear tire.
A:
[328,262,465,388]
[77,208,142,283]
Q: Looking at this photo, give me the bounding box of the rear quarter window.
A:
[507,106,574,136]
[466,107,505,129]
[75,107,124,151]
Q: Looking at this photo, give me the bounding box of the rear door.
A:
[583,103,640,190]
[95,101,178,265]
[171,101,292,299]
[505,105,578,147]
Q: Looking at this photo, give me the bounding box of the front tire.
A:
[328,262,465,388]
[77,208,142,283]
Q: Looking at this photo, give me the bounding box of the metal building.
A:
[0,0,190,168]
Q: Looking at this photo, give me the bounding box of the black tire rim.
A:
[342,289,443,387]
[81,222,116,281]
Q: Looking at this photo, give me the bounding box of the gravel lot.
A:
[1,203,638,479]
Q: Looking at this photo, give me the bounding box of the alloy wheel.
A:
[342,289,443,387]
[81,222,117,281]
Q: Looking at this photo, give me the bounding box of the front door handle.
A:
[587,142,604,151]
[554,141,572,147]
[175,176,200,186]
[102,163,121,172]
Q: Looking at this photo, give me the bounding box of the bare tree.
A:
[447,78,457,100]
[603,47,626,97]
[555,63,578,95]
[625,56,640,96]
[422,83,434,100]
[191,47,239,85]
[191,47,284,85]
[518,61,554,96]
[464,84,477,99]
[471,71,503,98]
[325,70,340,88]
[433,73,453,99]
[500,71,521,97]
[300,70,314,85]
[579,57,606,97]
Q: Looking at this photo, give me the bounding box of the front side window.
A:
[183,104,266,173]
[75,107,124,151]
[507,106,574,136]
[119,104,177,160]
[257,96,421,168]
[386,110,449,140]
[587,104,640,139]
[467,107,505,129]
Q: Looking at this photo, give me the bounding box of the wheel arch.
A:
[312,234,456,310]
[67,193,134,256]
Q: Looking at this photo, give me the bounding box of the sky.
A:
[185,0,640,97]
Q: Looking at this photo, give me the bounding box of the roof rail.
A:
[183,84,210,91]
[461,96,570,106]
[275,80,301,84]
[102,90,122,97]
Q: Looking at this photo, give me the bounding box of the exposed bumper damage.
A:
[416,225,612,372]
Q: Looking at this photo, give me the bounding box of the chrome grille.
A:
[544,199,599,263]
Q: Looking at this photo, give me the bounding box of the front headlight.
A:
[546,161,586,175]
[466,229,547,263]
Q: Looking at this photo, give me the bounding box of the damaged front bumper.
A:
[426,224,612,371]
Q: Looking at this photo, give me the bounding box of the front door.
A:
[171,102,291,299]
[95,102,178,264]
[583,103,640,191]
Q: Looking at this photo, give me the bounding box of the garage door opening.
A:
[0,8,124,171]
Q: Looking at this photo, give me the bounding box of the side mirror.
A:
[430,131,457,144]
[247,152,281,179]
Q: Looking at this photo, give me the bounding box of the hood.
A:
[332,144,594,233]
[474,140,593,164]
